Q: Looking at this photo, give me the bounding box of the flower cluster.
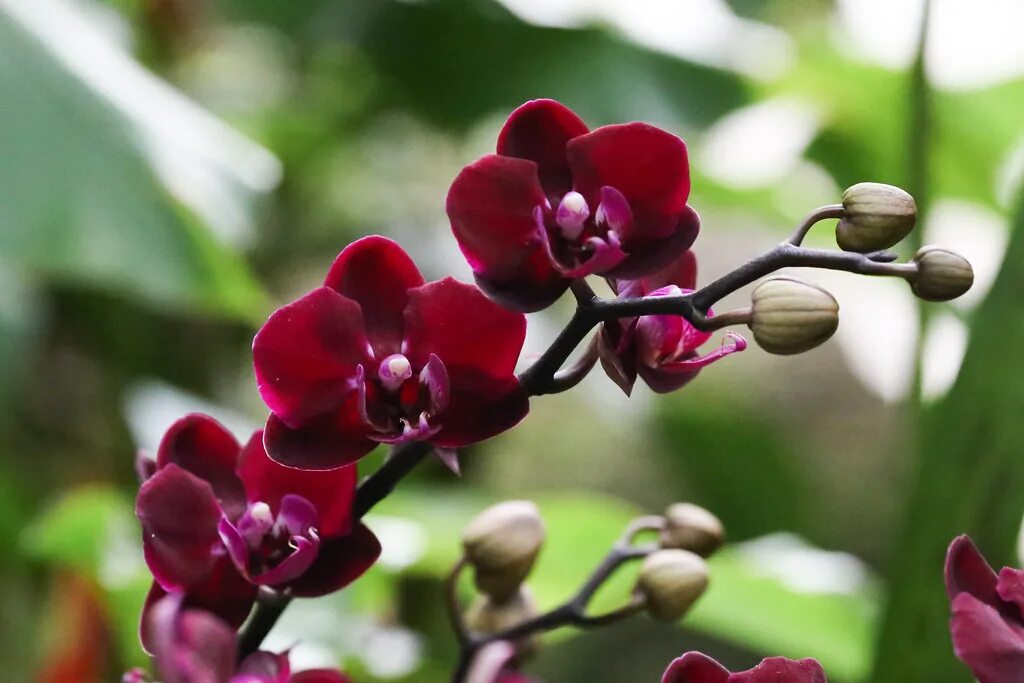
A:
[125,97,976,682]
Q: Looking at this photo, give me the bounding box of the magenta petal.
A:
[447,154,568,313]
[253,287,373,428]
[950,592,1024,683]
[404,278,526,380]
[567,122,690,239]
[421,353,451,414]
[496,99,589,196]
[218,517,251,578]
[946,535,1002,606]
[155,414,246,519]
[237,431,357,538]
[263,408,376,472]
[236,651,290,682]
[661,652,730,683]
[148,593,237,683]
[278,494,318,536]
[604,205,700,281]
[731,657,828,683]
[290,671,352,683]
[640,333,746,394]
[431,373,529,449]
[288,523,381,598]
[323,236,424,358]
[137,464,223,591]
[595,186,635,242]
[998,568,1024,619]
[254,532,320,587]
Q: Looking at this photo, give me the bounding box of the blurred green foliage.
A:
[1,0,1022,680]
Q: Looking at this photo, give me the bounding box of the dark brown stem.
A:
[518,241,916,396]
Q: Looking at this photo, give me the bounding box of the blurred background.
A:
[2,0,1023,680]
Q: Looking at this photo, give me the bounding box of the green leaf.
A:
[0,7,270,322]
[870,190,1024,682]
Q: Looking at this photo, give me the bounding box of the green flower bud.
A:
[463,586,538,636]
[749,277,839,355]
[462,501,546,601]
[911,246,974,302]
[636,549,709,621]
[661,503,725,557]
[836,182,917,252]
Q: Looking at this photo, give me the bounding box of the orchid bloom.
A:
[252,236,529,470]
[599,251,746,395]
[126,593,351,683]
[135,414,380,644]
[945,534,1024,682]
[447,99,699,312]
[662,652,827,682]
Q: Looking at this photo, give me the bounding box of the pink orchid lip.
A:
[218,495,322,587]
[358,353,452,444]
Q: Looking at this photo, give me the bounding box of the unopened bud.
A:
[836,183,917,252]
[462,501,546,601]
[749,277,839,355]
[911,246,974,302]
[661,503,724,557]
[463,586,538,636]
[636,549,709,621]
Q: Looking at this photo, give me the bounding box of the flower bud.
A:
[636,549,709,621]
[749,277,839,355]
[661,503,724,557]
[911,246,974,302]
[463,586,538,636]
[836,182,916,252]
[462,501,546,601]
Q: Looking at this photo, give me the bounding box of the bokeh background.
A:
[2,0,1023,681]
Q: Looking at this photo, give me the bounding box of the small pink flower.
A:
[599,251,745,395]
[662,652,827,682]
[253,236,529,470]
[945,535,1024,682]
[135,414,380,646]
[135,593,352,683]
[447,99,699,312]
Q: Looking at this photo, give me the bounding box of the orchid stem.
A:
[519,238,918,396]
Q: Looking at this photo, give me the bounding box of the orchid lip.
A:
[378,353,413,392]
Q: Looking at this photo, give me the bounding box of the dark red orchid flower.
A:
[126,593,351,683]
[598,251,745,395]
[662,652,827,683]
[945,534,1024,682]
[447,98,700,312]
[135,414,380,646]
[252,235,529,470]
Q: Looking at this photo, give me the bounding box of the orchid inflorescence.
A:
[127,99,981,683]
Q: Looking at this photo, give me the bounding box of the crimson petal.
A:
[253,287,373,428]
[137,464,223,591]
[567,122,690,240]
[661,652,730,683]
[496,99,589,196]
[447,154,567,312]
[731,657,828,683]
[640,249,698,294]
[147,593,237,683]
[263,410,376,471]
[431,372,529,449]
[238,431,357,537]
[323,236,424,358]
[288,523,381,598]
[597,323,639,397]
[946,535,1002,606]
[604,205,700,281]
[403,278,526,380]
[156,414,246,520]
[998,568,1024,621]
